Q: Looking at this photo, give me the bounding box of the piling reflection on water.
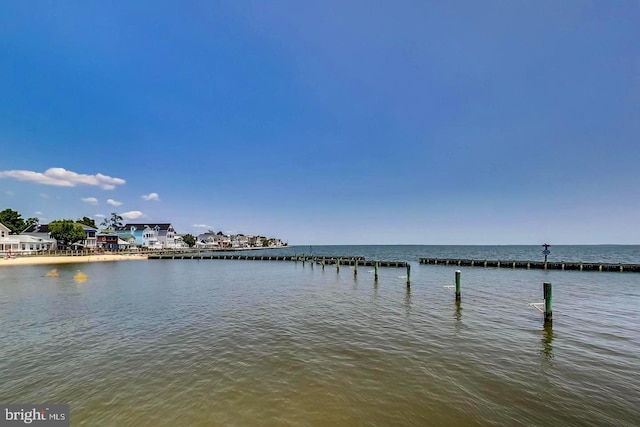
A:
[1,247,639,426]
[541,323,554,361]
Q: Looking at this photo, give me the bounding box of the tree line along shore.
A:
[0,208,287,257]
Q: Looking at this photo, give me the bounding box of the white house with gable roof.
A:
[1,222,56,255]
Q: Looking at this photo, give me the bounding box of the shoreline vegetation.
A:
[0,246,281,267]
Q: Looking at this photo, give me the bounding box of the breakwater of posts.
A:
[148,254,409,268]
[419,258,640,272]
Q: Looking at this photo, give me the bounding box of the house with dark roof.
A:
[1,222,56,255]
[22,223,98,249]
[196,231,230,248]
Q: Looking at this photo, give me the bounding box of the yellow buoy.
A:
[45,269,59,277]
[74,271,88,283]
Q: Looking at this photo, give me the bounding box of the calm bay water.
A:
[1,245,639,426]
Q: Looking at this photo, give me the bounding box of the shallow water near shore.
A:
[1,245,639,426]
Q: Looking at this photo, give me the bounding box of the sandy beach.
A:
[0,253,148,266]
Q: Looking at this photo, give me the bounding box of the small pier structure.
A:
[148,254,408,268]
[419,258,640,272]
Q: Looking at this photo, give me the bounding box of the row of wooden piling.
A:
[148,253,408,268]
[149,253,412,285]
[420,258,640,272]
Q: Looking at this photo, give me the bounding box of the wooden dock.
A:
[148,254,408,268]
[419,258,640,272]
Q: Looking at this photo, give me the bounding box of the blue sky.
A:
[1,1,638,244]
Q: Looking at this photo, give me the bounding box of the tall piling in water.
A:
[544,282,553,324]
[374,262,379,281]
[406,264,411,288]
[455,270,461,301]
[337,258,340,273]
[354,258,358,277]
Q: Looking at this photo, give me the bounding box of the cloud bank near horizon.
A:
[0,168,125,190]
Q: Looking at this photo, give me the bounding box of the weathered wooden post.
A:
[374,262,379,281]
[544,282,552,323]
[322,256,325,270]
[455,270,461,301]
[302,253,305,266]
[294,253,297,264]
[337,258,340,273]
[406,264,411,287]
[354,258,358,277]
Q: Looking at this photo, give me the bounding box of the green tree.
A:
[49,220,86,248]
[0,208,25,234]
[182,234,196,247]
[77,216,97,228]
[101,212,123,231]
[25,217,39,229]
[261,237,271,247]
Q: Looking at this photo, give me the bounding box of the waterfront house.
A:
[248,235,262,247]
[175,234,189,249]
[230,234,249,248]
[21,223,52,240]
[116,223,177,248]
[81,225,98,249]
[97,233,119,250]
[21,223,98,250]
[196,231,220,249]
[115,233,137,250]
[1,221,57,255]
[270,238,286,247]
[196,231,231,248]
[115,225,158,248]
[0,221,18,255]
[173,235,188,248]
[214,232,231,248]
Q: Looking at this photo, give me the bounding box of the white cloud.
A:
[82,197,98,205]
[107,199,123,206]
[192,224,213,228]
[121,210,143,219]
[0,167,126,190]
[142,192,159,201]
[94,214,106,218]
[35,211,43,215]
